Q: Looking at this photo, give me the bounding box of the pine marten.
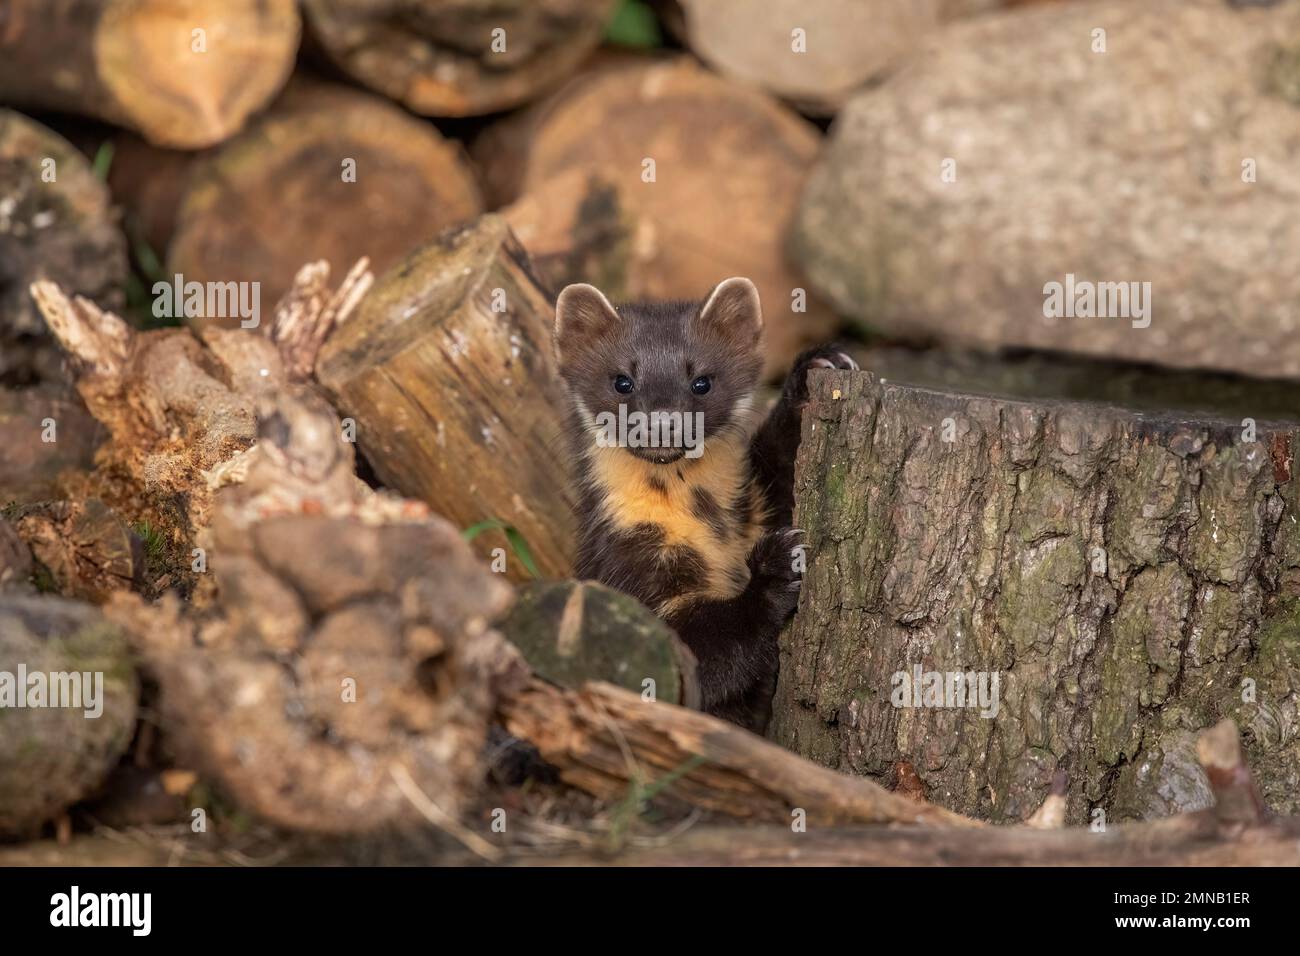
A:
[553,277,856,731]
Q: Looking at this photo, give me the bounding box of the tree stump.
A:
[0,110,126,387]
[772,369,1300,823]
[168,81,482,321]
[301,0,616,117]
[478,58,839,379]
[0,0,300,149]
[317,214,577,581]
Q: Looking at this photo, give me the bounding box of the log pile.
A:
[3,0,1300,871]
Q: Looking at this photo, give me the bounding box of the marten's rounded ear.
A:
[555,283,619,361]
[693,277,762,345]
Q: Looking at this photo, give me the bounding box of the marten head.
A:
[554,278,765,465]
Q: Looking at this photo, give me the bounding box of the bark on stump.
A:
[301,0,616,117]
[168,81,482,320]
[772,369,1300,824]
[0,0,300,149]
[317,214,577,581]
[0,110,126,387]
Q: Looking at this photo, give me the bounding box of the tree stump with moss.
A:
[772,369,1300,824]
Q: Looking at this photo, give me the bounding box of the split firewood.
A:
[168,81,481,319]
[301,0,616,117]
[499,679,977,827]
[0,110,126,387]
[316,214,576,581]
[482,58,839,379]
[772,369,1300,823]
[0,0,300,149]
[106,389,526,835]
[0,594,139,839]
[502,580,699,708]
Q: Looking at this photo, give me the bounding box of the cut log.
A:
[771,369,1300,823]
[502,580,699,708]
[168,81,482,322]
[0,110,126,387]
[793,0,1300,379]
[673,0,1003,115]
[0,594,139,839]
[499,678,976,827]
[317,214,577,581]
[481,58,840,379]
[0,0,300,149]
[301,0,616,117]
[106,389,525,836]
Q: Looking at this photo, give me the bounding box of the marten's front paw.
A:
[784,345,858,408]
[748,527,805,621]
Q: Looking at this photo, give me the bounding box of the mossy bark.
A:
[772,370,1300,823]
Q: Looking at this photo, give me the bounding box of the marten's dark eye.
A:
[613,374,635,394]
[691,376,711,395]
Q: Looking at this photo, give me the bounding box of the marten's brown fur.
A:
[554,277,855,730]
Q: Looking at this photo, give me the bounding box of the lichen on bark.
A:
[772,370,1300,823]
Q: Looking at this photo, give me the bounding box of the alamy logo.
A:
[50,886,151,936]
[595,404,705,458]
[1042,273,1151,329]
[0,666,104,718]
[891,664,1000,719]
[153,273,261,328]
